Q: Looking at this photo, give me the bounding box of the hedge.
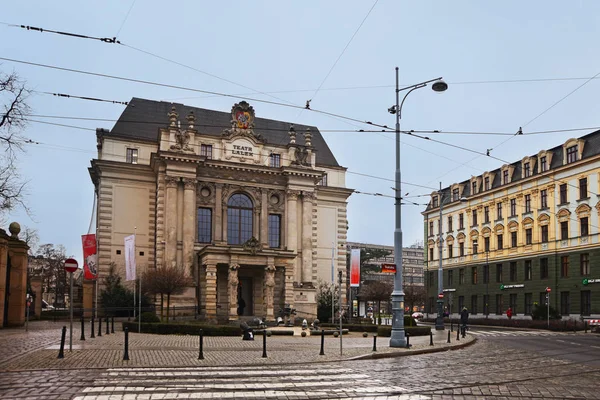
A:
[376,326,431,337]
[122,322,241,336]
[309,329,350,335]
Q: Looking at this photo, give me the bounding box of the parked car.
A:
[411,312,424,320]
[42,300,55,310]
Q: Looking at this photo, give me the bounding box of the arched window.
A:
[227,193,253,245]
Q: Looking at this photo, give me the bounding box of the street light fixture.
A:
[390,67,447,348]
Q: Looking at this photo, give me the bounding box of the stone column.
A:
[182,178,197,275]
[260,190,268,247]
[284,263,295,308]
[6,236,28,327]
[286,190,300,252]
[215,184,223,242]
[228,264,239,321]
[222,203,228,244]
[204,264,217,322]
[0,229,8,327]
[253,209,260,239]
[264,264,276,321]
[165,176,179,268]
[301,192,314,283]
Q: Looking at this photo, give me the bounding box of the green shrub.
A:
[319,323,378,332]
[136,312,160,323]
[531,304,561,320]
[122,322,241,336]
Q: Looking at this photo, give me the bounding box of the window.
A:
[496,263,503,283]
[525,228,532,245]
[429,248,434,261]
[429,221,434,236]
[448,270,453,286]
[559,184,567,204]
[458,296,464,311]
[541,225,548,243]
[318,173,328,186]
[561,256,569,278]
[497,202,503,219]
[452,188,459,201]
[581,253,590,276]
[497,234,503,250]
[524,162,531,177]
[566,145,578,163]
[525,293,532,315]
[268,214,281,248]
[472,239,478,254]
[126,148,138,164]
[459,213,464,229]
[459,268,465,284]
[448,244,453,258]
[540,156,547,172]
[227,193,253,245]
[524,194,531,213]
[459,242,465,257]
[197,208,212,243]
[503,170,509,185]
[448,216,453,232]
[269,153,281,168]
[484,206,490,223]
[509,262,517,281]
[471,295,478,315]
[432,196,438,208]
[472,210,478,225]
[484,176,490,190]
[579,177,588,199]
[483,264,489,284]
[509,294,517,313]
[525,260,532,281]
[472,181,477,194]
[581,217,589,237]
[540,258,549,279]
[540,190,547,209]
[511,231,517,248]
[581,291,591,316]
[483,294,489,315]
[560,291,570,315]
[200,144,213,159]
[484,237,490,252]
[496,294,503,315]
[560,221,569,240]
[510,199,516,216]
[472,267,478,284]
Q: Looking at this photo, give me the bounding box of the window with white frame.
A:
[126,148,138,164]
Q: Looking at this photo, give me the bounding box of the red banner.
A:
[82,234,98,280]
[350,249,360,287]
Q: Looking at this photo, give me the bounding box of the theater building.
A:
[423,131,600,319]
[88,98,352,322]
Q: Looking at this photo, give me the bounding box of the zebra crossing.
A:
[73,366,429,400]
[469,329,564,337]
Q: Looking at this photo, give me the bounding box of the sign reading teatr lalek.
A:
[231,144,254,156]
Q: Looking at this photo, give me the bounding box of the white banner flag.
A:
[124,234,136,281]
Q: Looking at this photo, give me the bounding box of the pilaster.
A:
[228,264,239,321]
[204,263,217,322]
[182,178,197,275]
[165,176,179,267]
[264,264,276,320]
[301,191,314,283]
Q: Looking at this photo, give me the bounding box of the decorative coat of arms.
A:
[223,101,262,141]
[242,236,262,255]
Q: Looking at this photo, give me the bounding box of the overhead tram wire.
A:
[35,91,129,105]
[115,0,137,39]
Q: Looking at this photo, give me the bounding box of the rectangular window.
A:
[269,153,281,168]
[459,268,465,284]
[472,266,478,284]
[540,190,547,209]
[473,239,478,254]
[503,170,509,185]
[459,213,464,229]
[509,262,517,281]
[496,263,503,283]
[197,208,212,243]
[581,253,590,276]
[540,156,547,172]
[497,234,503,250]
[524,162,531,177]
[432,196,438,208]
[560,221,569,240]
[483,294,489,315]
[561,256,569,278]
[459,242,465,257]
[511,231,517,248]
[484,237,490,252]
[497,202,502,219]
[496,294,503,315]
[268,214,281,248]
[319,173,328,186]
[525,228,532,245]
[510,198,516,217]
[448,270,453,287]
[472,210,478,225]
[448,245,453,258]
[524,194,531,213]
[560,291,570,315]
[540,258,549,279]
[484,176,490,190]
[483,264,489,284]
[525,260,532,281]
[458,296,465,311]
[429,221,433,236]
[429,248,434,261]
[484,206,490,223]
[448,216,453,232]
[541,225,548,243]
[525,293,532,315]
[471,295,478,315]
[560,184,567,204]
[581,291,591,316]
[509,293,517,313]
[126,148,138,164]
[567,145,578,163]
[472,181,477,194]
[581,217,589,237]
[200,144,213,159]
[579,177,588,199]
[452,188,459,201]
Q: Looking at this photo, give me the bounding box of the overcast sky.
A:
[3,1,600,265]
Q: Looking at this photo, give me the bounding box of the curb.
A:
[347,336,477,361]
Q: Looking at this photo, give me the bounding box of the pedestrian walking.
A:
[506,307,513,320]
[460,307,469,337]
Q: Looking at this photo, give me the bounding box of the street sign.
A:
[438,293,444,299]
[64,258,78,273]
[381,263,396,273]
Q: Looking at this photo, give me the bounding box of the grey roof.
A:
[106,97,340,167]
[425,128,600,211]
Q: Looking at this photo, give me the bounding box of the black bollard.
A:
[198,329,204,360]
[105,316,109,335]
[447,330,451,343]
[451,321,453,332]
[123,327,130,361]
[319,329,325,355]
[585,321,588,333]
[456,327,460,341]
[98,316,102,337]
[430,331,434,346]
[80,316,86,341]
[372,334,377,352]
[58,326,66,359]
[91,317,95,339]
[262,329,267,358]
[111,317,115,334]
[406,332,410,348]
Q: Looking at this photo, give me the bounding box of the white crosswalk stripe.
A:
[469,329,564,337]
[73,366,429,399]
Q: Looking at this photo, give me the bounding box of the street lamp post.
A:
[435,184,446,330]
[390,67,447,347]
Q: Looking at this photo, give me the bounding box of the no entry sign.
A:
[64,258,78,273]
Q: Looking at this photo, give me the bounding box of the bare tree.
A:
[359,280,393,325]
[143,265,192,322]
[404,285,426,313]
[32,244,68,306]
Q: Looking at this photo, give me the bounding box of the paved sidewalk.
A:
[0,320,475,371]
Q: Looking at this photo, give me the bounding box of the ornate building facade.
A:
[423,131,600,319]
[89,98,352,322]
